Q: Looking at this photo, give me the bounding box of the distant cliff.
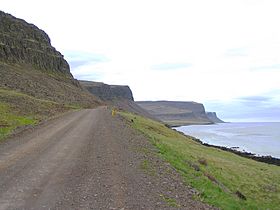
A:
[137,101,214,126]
[80,80,160,121]
[206,112,224,123]
[80,80,134,101]
[0,10,99,107]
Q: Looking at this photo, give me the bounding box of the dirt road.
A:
[0,107,214,209]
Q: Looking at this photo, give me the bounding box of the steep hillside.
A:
[121,111,280,210]
[206,112,224,123]
[0,11,100,139]
[0,11,100,107]
[137,101,215,126]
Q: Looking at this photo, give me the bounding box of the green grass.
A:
[0,103,37,140]
[0,88,80,140]
[160,194,181,208]
[140,159,157,176]
[120,111,280,210]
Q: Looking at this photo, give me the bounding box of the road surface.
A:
[0,107,214,209]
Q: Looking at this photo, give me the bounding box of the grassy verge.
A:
[0,103,37,140]
[120,111,280,210]
[0,88,80,140]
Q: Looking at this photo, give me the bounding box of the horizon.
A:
[1,0,280,122]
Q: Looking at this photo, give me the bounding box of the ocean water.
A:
[175,122,280,158]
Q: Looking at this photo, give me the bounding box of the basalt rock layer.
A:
[0,11,70,75]
[80,80,134,101]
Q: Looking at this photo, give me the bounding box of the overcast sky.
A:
[1,0,280,121]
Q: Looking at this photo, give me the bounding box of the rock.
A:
[235,190,246,200]
[198,158,208,166]
[0,11,70,75]
[206,112,224,123]
[79,80,134,101]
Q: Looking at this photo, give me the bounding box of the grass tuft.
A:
[160,194,181,207]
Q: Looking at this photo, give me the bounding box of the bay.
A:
[175,122,280,158]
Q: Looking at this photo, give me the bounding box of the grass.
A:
[140,159,157,176]
[120,111,280,210]
[0,88,80,140]
[160,194,181,208]
[0,103,37,140]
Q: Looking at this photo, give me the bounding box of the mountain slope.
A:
[0,11,101,139]
[0,10,100,107]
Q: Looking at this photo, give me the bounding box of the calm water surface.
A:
[175,122,280,158]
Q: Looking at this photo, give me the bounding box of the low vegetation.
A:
[0,88,79,140]
[120,111,280,210]
[0,103,37,140]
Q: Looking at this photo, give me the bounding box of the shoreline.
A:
[175,130,280,166]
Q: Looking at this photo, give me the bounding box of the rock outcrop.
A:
[80,80,134,101]
[0,11,100,107]
[0,11,70,75]
[206,112,224,123]
[137,101,214,126]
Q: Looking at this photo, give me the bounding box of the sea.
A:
[175,122,280,159]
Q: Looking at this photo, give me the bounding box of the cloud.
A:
[250,64,280,71]
[64,51,109,69]
[238,96,272,102]
[151,63,192,70]
[235,95,275,108]
[72,72,102,81]
[68,60,91,69]
[224,48,248,56]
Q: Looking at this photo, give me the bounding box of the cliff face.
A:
[0,11,99,107]
[206,112,224,123]
[80,80,134,101]
[0,11,70,75]
[80,80,160,120]
[137,101,213,126]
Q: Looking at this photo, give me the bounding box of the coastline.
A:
[175,130,280,166]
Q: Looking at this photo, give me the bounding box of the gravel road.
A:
[0,107,215,209]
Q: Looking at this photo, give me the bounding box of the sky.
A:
[1,0,280,122]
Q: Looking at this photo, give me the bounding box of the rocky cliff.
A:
[80,80,159,121]
[206,112,224,123]
[137,101,214,126]
[80,80,134,101]
[0,11,70,75]
[0,11,99,107]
